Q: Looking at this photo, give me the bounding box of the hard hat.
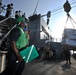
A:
[16,17,25,23]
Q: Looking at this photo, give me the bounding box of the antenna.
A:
[33,0,39,15]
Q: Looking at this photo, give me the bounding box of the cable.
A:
[51,10,64,15]
[71,1,76,5]
[69,16,75,29]
[70,0,76,3]
[51,1,76,15]
[72,5,76,8]
[64,14,69,29]
[69,14,76,25]
[51,7,63,13]
[51,5,76,16]
[33,0,39,15]
[63,13,76,35]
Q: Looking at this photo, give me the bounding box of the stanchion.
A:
[0,51,8,73]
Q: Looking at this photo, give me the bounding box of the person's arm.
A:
[10,28,23,62]
[11,41,23,62]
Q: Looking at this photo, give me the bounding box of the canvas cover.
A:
[20,45,39,63]
[62,28,76,49]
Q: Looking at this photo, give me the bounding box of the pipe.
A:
[0,51,8,73]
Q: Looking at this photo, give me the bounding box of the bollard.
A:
[0,51,8,73]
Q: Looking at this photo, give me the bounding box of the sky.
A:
[2,0,76,39]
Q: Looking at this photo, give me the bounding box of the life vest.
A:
[16,27,28,50]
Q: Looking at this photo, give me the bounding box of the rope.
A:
[62,13,76,38]
[64,14,69,30]
[62,14,69,37]
[69,16,76,29]
[64,13,76,29]
[69,14,76,25]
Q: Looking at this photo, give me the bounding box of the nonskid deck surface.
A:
[22,57,76,75]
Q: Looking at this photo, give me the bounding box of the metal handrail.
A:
[0,15,16,72]
[0,14,15,42]
[0,13,15,24]
[0,24,17,45]
[0,16,11,24]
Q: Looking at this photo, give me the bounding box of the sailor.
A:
[0,17,29,75]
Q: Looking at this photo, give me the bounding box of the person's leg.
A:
[65,56,68,64]
[68,56,71,64]
[1,53,18,75]
[15,60,25,75]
